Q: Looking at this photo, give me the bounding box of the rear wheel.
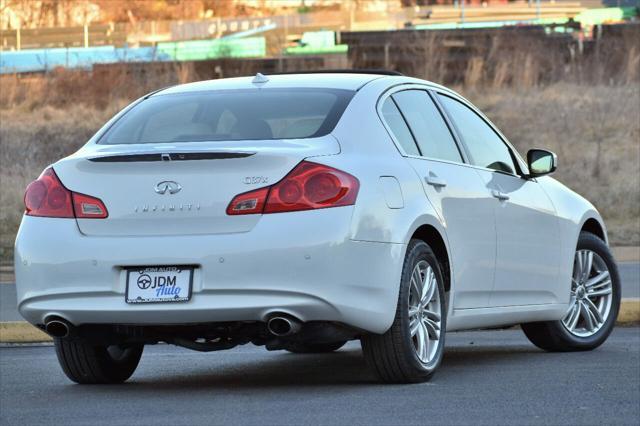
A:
[284,341,346,354]
[54,338,143,384]
[522,232,620,351]
[361,239,446,383]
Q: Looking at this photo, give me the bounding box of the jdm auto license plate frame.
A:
[125,265,195,304]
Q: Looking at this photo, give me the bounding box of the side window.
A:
[438,95,517,175]
[392,90,462,163]
[381,97,420,156]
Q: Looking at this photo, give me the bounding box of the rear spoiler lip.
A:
[87,151,256,163]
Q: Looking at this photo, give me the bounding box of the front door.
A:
[437,93,562,307]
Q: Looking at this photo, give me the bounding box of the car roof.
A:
[157,73,390,95]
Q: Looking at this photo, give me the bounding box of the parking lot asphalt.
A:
[1,327,639,426]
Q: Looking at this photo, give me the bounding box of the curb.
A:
[612,246,640,263]
[1,299,638,344]
[0,322,51,343]
[618,298,640,324]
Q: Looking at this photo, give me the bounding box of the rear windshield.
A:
[99,88,354,144]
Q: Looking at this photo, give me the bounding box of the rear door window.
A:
[100,88,354,144]
[380,98,420,156]
[392,90,463,163]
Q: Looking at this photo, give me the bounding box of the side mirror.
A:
[527,149,557,177]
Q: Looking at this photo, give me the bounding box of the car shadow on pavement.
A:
[124,348,378,389]
[80,344,546,391]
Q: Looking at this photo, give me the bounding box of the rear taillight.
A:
[227,161,359,215]
[24,168,108,219]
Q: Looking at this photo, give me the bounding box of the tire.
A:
[361,239,447,383]
[54,338,143,384]
[522,231,621,352]
[284,341,347,354]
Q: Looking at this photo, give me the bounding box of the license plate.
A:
[126,266,193,304]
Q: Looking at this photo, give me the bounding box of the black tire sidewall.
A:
[54,339,143,384]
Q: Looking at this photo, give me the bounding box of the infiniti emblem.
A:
[155,181,182,195]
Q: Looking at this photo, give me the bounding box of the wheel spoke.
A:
[585,271,610,288]
[580,301,595,331]
[424,309,441,323]
[587,286,612,298]
[423,318,440,340]
[563,299,577,321]
[420,267,433,302]
[420,324,429,361]
[421,273,436,308]
[410,266,423,300]
[582,251,593,282]
[564,302,581,331]
[583,297,604,325]
[574,253,583,282]
[415,323,426,360]
[410,317,420,337]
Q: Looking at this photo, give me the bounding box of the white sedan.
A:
[15,72,620,384]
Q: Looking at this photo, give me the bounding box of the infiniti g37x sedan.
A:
[15,72,620,384]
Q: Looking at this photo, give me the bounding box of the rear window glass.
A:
[99,88,354,144]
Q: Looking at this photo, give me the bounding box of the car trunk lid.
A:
[53,138,339,236]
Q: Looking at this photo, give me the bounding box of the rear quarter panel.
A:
[328,78,455,322]
[331,77,446,246]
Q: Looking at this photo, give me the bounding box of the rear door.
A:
[381,88,497,309]
[436,93,562,306]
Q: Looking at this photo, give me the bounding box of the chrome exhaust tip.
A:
[45,319,71,338]
[267,315,302,337]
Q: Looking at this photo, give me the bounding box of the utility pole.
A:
[461,0,465,24]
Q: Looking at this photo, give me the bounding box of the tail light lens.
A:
[24,168,108,219]
[227,161,359,215]
[72,193,108,219]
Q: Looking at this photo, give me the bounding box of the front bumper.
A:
[15,208,404,334]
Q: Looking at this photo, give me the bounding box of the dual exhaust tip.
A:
[45,315,301,339]
[267,315,302,337]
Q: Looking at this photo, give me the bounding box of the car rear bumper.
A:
[14,208,404,334]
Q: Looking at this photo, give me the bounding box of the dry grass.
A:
[0,104,117,259]
[1,77,639,259]
[467,84,640,246]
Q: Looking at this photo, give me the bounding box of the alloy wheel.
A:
[408,260,442,364]
[562,249,613,337]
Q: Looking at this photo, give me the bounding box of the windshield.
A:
[99,88,354,144]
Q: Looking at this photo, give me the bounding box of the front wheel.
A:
[54,338,143,384]
[522,232,621,352]
[361,239,447,383]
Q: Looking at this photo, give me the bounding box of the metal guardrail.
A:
[0,37,267,74]
[0,10,346,51]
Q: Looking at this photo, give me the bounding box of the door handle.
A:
[492,190,510,201]
[425,175,447,188]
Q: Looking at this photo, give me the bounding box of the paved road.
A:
[1,328,638,426]
[3,262,638,322]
